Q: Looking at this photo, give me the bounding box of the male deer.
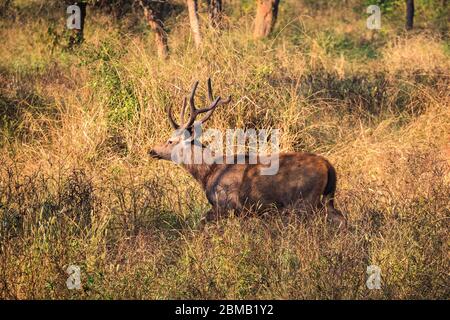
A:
[149,79,346,226]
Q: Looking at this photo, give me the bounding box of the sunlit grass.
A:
[0,0,449,299]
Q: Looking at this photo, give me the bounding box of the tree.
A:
[405,0,414,30]
[67,1,87,47]
[0,0,12,17]
[90,0,134,19]
[439,0,448,36]
[186,0,202,47]
[206,0,223,28]
[139,0,169,58]
[254,0,280,39]
[64,1,87,48]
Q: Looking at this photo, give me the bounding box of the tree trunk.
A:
[68,1,87,48]
[207,0,223,28]
[0,0,12,17]
[139,0,169,59]
[186,0,202,47]
[254,0,280,39]
[406,0,414,30]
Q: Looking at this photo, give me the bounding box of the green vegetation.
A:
[0,0,449,299]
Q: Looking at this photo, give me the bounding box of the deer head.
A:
[149,78,231,162]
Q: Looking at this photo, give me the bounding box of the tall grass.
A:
[0,0,449,299]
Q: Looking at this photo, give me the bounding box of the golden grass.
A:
[0,0,449,299]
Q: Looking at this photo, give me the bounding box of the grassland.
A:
[0,0,449,299]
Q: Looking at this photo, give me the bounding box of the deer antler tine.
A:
[207,78,214,102]
[198,96,221,123]
[218,95,232,105]
[189,81,199,109]
[167,105,179,129]
[183,81,199,128]
[198,109,215,124]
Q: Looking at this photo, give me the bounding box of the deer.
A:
[149,79,346,227]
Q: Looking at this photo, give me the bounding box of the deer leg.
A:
[322,195,346,228]
[292,193,315,217]
[327,209,347,229]
[198,207,224,229]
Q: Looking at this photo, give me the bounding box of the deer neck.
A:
[182,162,215,189]
[179,144,215,189]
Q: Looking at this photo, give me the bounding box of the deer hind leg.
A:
[321,194,346,228]
[199,207,225,229]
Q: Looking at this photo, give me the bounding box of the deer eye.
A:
[168,140,173,144]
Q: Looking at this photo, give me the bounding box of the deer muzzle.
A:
[149,149,162,159]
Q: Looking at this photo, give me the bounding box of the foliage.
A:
[0,0,449,299]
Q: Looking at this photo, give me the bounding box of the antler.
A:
[167,97,187,129]
[167,78,231,131]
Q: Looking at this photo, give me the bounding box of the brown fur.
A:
[151,143,345,226]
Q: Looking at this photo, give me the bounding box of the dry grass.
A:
[0,0,449,299]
